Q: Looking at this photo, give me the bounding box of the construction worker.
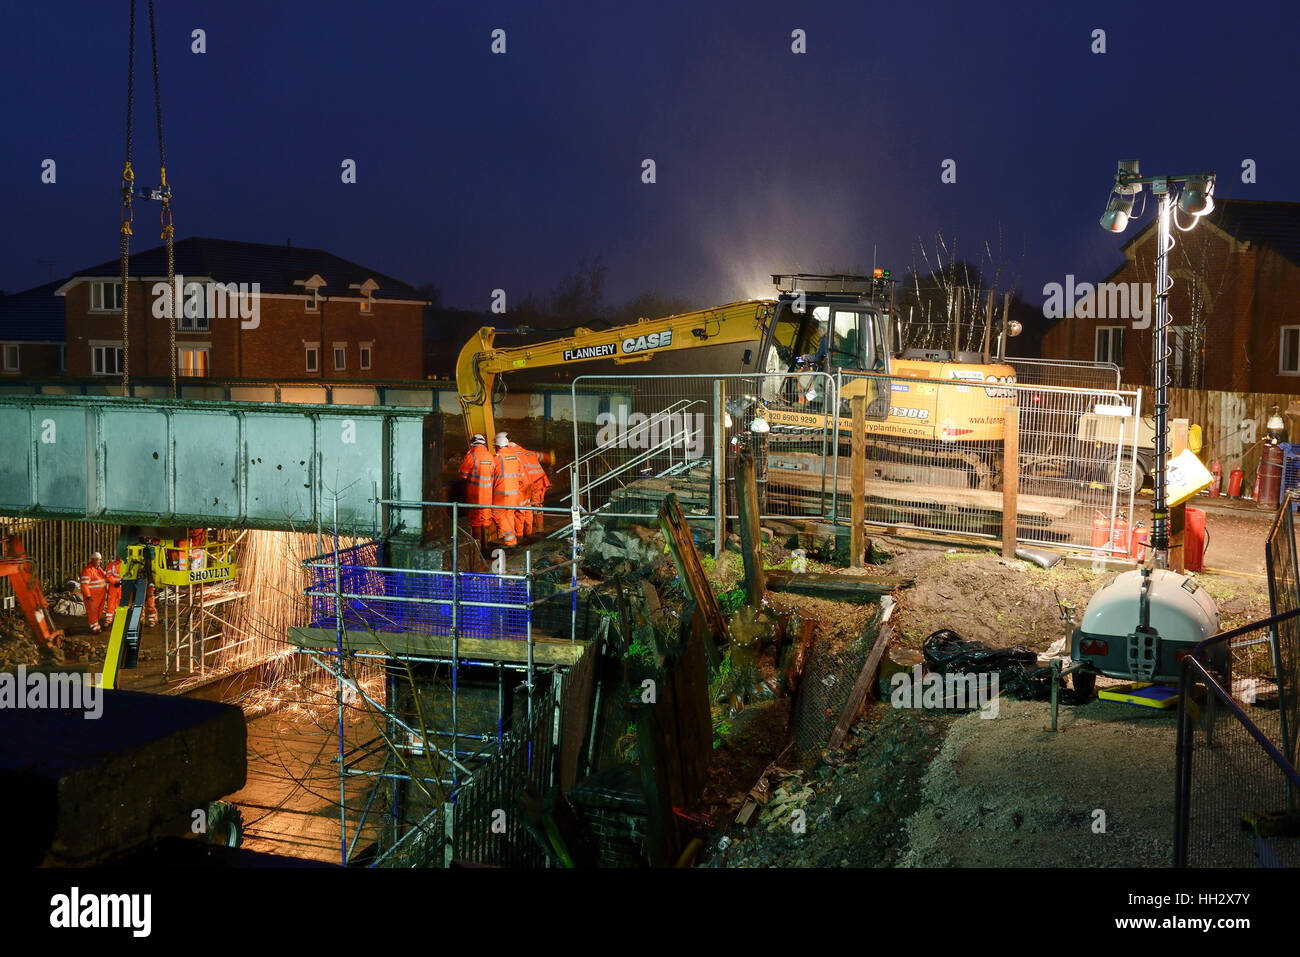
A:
[79,552,110,634]
[459,433,497,550]
[103,554,123,628]
[517,445,552,535]
[491,432,527,547]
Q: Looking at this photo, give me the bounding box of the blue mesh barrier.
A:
[307,543,529,640]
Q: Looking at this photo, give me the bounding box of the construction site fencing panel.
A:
[835,373,1139,551]
[568,373,837,528]
[1175,626,1300,868]
[1005,357,1121,390]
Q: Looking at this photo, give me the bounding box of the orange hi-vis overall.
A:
[80,562,110,633]
[104,557,123,624]
[460,445,497,528]
[517,448,552,535]
[492,444,528,546]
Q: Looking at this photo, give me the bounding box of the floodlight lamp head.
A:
[1100,192,1135,233]
[1179,174,1216,216]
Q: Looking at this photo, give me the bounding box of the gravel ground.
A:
[903,698,1180,867]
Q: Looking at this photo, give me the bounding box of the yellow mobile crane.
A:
[456,273,1019,488]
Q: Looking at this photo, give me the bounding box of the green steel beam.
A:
[0,395,428,535]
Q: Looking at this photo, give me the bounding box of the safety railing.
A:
[1174,496,1300,866]
[567,372,837,533]
[1174,612,1300,867]
[1265,492,1300,766]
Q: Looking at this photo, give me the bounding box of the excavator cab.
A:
[758,277,892,415]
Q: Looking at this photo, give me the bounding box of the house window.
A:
[305,343,320,373]
[176,286,210,331]
[1095,326,1125,367]
[360,293,373,314]
[333,342,347,371]
[92,344,124,375]
[306,288,319,312]
[1281,327,1300,375]
[178,346,210,377]
[359,343,372,370]
[2,344,18,372]
[90,281,122,312]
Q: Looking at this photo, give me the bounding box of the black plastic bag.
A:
[922,629,1036,675]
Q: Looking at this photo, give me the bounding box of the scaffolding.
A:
[296,499,584,866]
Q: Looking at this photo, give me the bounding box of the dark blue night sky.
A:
[3,0,1297,311]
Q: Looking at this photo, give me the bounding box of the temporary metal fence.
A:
[835,372,1140,551]
[1005,356,1122,390]
[565,371,1140,554]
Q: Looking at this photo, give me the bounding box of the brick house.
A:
[56,237,429,382]
[0,281,65,378]
[1040,199,1300,393]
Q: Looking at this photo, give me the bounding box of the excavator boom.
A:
[456,299,776,440]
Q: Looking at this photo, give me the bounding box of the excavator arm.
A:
[0,537,65,651]
[455,299,776,441]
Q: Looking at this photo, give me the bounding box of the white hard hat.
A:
[91,551,102,562]
[471,433,486,446]
[494,432,509,448]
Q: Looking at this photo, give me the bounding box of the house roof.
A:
[1120,198,1300,269]
[0,280,65,342]
[59,237,427,301]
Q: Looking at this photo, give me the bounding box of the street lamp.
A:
[1098,159,1216,568]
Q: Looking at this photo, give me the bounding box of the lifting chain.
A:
[118,0,176,396]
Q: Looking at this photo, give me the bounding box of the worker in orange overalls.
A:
[79,551,110,634]
[491,432,527,547]
[459,433,497,550]
[517,446,552,535]
[103,554,123,628]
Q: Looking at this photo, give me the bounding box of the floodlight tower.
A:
[1100,160,1216,568]
[1068,162,1223,702]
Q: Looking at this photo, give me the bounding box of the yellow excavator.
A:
[100,532,238,690]
[457,273,1020,489]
